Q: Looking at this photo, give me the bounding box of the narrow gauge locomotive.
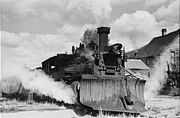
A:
[42,27,146,115]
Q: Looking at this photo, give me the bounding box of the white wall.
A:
[160,36,179,72]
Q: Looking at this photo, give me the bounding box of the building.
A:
[125,59,150,78]
[126,29,179,75]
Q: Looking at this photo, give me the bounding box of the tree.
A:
[160,62,180,95]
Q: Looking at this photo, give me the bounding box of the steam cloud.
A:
[1,62,75,104]
[144,62,166,99]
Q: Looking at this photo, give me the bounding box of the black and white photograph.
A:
[0,0,180,118]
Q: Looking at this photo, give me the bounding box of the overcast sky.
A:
[1,0,179,68]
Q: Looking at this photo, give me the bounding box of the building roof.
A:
[126,45,146,59]
[127,29,179,58]
[125,59,150,70]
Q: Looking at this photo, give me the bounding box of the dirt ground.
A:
[0,96,180,118]
[143,95,180,117]
[0,99,64,113]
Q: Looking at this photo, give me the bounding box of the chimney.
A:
[162,28,167,36]
[97,27,110,51]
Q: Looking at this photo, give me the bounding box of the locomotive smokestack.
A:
[97,27,110,51]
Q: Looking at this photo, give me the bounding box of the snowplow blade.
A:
[79,74,146,113]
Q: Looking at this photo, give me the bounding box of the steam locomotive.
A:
[41,27,146,115]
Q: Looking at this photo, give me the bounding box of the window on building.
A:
[170,51,175,64]
[175,49,179,68]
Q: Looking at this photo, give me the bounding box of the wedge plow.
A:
[79,74,146,113]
